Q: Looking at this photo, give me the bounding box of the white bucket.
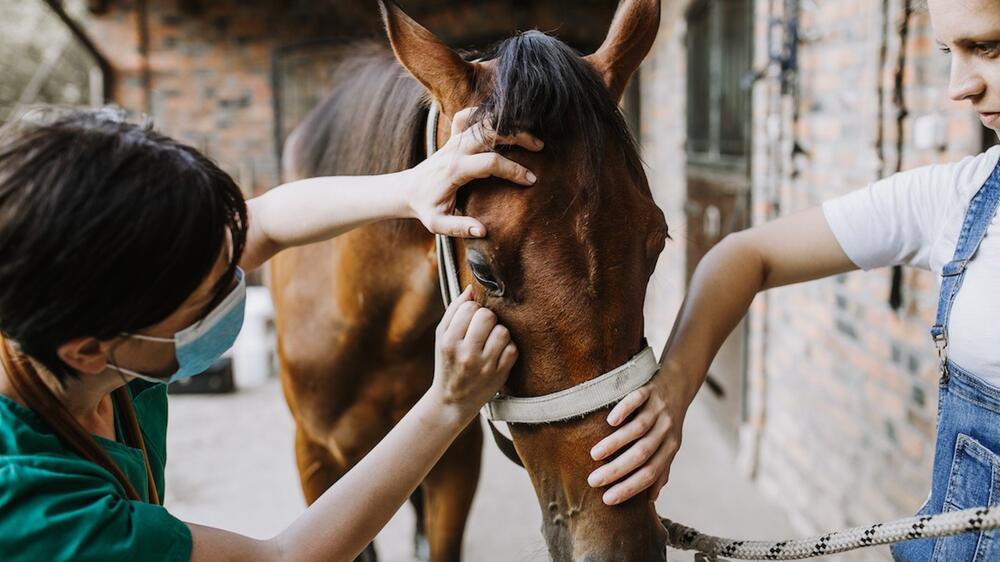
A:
[231,286,277,388]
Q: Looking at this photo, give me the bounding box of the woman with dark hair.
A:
[0,106,540,561]
[598,1,999,560]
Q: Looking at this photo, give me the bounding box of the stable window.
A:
[686,0,753,168]
[0,0,107,122]
[684,0,754,447]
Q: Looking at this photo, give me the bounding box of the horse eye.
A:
[469,261,503,295]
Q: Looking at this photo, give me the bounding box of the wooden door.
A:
[272,40,358,174]
[684,0,753,446]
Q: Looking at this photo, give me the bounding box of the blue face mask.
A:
[110,267,246,384]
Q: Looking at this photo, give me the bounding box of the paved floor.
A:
[164,378,884,561]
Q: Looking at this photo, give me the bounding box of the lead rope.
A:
[662,506,1000,561]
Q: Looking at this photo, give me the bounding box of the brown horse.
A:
[270,1,667,560]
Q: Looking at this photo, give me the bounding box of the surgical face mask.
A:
[110,267,246,384]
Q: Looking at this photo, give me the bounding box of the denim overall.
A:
[891,161,1000,561]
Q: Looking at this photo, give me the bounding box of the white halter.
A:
[425,102,659,425]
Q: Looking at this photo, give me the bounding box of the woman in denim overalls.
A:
[580,1,1000,560]
[890,158,1000,561]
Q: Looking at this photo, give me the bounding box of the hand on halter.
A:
[585,366,688,506]
[406,106,543,238]
[430,285,518,422]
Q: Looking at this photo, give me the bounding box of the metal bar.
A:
[41,0,115,104]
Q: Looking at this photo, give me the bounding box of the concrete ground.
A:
[164,378,883,561]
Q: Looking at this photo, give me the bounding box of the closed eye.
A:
[469,260,503,295]
[939,40,1000,57]
[974,42,1000,57]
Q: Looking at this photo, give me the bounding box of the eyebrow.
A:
[939,34,1000,47]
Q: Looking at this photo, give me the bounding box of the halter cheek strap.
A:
[428,102,464,307]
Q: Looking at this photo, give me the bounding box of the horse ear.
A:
[378,0,477,116]
[584,0,661,102]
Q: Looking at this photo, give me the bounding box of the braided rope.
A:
[662,505,1000,561]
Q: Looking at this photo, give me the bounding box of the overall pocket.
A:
[932,434,1000,562]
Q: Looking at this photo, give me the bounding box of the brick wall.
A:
[641,1,985,559]
[74,0,618,197]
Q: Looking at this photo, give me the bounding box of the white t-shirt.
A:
[822,146,1000,384]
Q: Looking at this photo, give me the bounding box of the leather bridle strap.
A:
[429,102,463,307]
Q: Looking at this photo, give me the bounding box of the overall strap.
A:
[931,160,1000,373]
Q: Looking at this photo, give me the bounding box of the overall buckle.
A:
[933,329,949,380]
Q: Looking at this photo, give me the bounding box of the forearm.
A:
[269,390,471,562]
[659,207,855,405]
[659,233,765,405]
[188,291,510,562]
[241,172,412,270]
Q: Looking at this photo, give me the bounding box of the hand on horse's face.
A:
[430,285,518,421]
[586,368,688,505]
[405,106,543,239]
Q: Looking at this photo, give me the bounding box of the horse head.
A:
[380,1,668,559]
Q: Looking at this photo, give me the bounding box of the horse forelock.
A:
[468,30,646,204]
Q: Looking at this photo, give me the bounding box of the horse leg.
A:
[420,420,484,562]
[293,425,378,562]
[409,488,429,561]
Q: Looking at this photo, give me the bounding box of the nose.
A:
[948,55,986,102]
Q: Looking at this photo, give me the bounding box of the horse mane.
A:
[284,40,427,180]
[286,31,645,203]
[470,30,645,192]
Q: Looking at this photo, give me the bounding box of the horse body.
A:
[271,45,482,561]
[273,2,667,560]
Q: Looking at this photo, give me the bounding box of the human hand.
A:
[430,286,518,421]
[406,106,543,237]
[586,369,690,505]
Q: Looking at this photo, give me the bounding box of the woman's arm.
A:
[239,109,543,271]
[587,206,857,505]
[187,288,517,561]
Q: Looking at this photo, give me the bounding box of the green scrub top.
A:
[0,380,192,562]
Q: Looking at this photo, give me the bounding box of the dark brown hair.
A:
[0,107,248,382]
